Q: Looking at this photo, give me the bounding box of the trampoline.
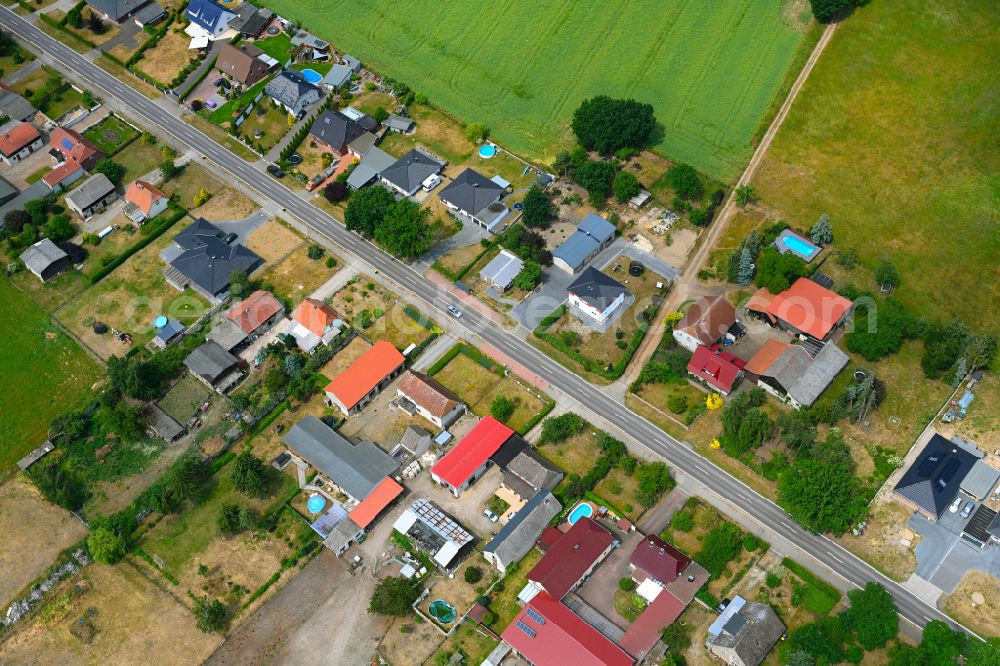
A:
[428,599,457,624]
[288,153,302,165]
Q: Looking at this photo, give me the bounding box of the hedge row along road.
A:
[0,6,968,641]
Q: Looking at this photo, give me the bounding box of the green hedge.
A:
[59,1,86,25]
[246,400,288,439]
[134,548,178,585]
[432,243,492,282]
[179,55,215,101]
[206,450,236,475]
[426,343,465,376]
[88,206,186,284]
[38,13,96,49]
[782,557,842,604]
[517,396,554,436]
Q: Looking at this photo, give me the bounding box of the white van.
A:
[422,174,441,192]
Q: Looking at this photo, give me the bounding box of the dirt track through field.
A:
[620,22,838,387]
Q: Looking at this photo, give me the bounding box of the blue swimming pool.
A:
[568,501,594,525]
[777,231,819,261]
[306,494,326,513]
[479,144,496,159]
[302,68,323,84]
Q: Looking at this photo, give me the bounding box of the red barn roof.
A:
[629,534,690,584]
[765,278,852,340]
[528,517,614,599]
[688,344,745,394]
[501,591,634,666]
[324,340,405,410]
[430,416,512,488]
[348,477,403,529]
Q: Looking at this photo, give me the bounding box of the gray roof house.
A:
[322,63,353,90]
[184,340,240,388]
[379,148,444,197]
[0,84,37,122]
[752,342,849,409]
[309,109,369,156]
[205,316,248,351]
[894,433,981,519]
[231,4,272,37]
[479,249,523,291]
[167,218,263,299]
[283,416,399,501]
[342,54,361,72]
[145,404,184,441]
[21,238,69,282]
[151,318,184,349]
[438,168,509,231]
[385,113,414,133]
[567,267,627,314]
[484,492,561,574]
[265,70,321,117]
[346,146,396,190]
[64,173,117,219]
[85,0,153,22]
[706,596,786,666]
[552,213,617,273]
[501,448,563,502]
[131,1,165,26]
[0,176,18,206]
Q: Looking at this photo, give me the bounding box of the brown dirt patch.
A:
[424,554,497,627]
[433,354,500,406]
[258,244,340,308]
[0,562,222,665]
[137,28,198,85]
[940,570,1000,638]
[172,531,286,611]
[836,498,918,581]
[0,477,88,608]
[435,242,485,277]
[244,219,303,264]
[319,336,372,380]
[191,187,256,222]
[378,616,443,666]
[248,393,335,463]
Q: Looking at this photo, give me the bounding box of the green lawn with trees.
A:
[257,0,817,180]
[0,278,102,471]
[753,0,1000,332]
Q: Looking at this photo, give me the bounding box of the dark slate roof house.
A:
[265,70,321,117]
[379,148,444,196]
[168,218,263,299]
[132,1,165,26]
[283,416,399,501]
[894,433,981,519]
[502,449,563,502]
[184,340,240,386]
[231,4,272,37]
[438,168,508,231]
[568,267,627,312]
[86,0,153,22]
[484,491,561,574]
[706,596,786,666]
[309,110,368,155]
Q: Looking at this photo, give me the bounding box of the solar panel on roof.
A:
[525,608,546,625]
[917,455,940,477]
[515,620,536,638]
[937,458,961,488]
[60,138,73,150]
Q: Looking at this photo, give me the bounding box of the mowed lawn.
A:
[259,0,815,180]
[0,279,102,470]
[753,0,1000,331]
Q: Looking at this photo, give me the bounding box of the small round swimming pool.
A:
[154,315,167,328]
[306,494,326,513]
[301,68,323,85]
[428,599,457,624]
[478,144,496,159]
[567,501,594,525]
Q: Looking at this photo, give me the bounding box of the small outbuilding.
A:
[21,238,70,282]
[478,249,524,291]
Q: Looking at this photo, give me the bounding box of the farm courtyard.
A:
[258,0,819,180]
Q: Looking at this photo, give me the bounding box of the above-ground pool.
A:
[154,315,167,328]
[428,599,457,624]
[301,69,323,84]
[306,494,326,513]
[568,501,594,525]
[774,229,820,262]
[479,144,496,159]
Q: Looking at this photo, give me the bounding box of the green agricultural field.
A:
[753,0,1000,332]
[0,279,103,471]
[260,0,817,181]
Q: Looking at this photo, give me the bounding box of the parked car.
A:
[961,500,975,519]
[482,509,498,522]
[422,174,442,192]
[267,164,284,178]
[447,305,462,319]
[213,78,225,87]
[950,496,963,513]
[513,202,524,211]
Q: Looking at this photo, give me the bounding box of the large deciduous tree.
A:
[571,95,655,155]
[844,582,898,650]
[369,577,421,616]
[521,185,554,228]
[373,199,432,259]
[345,185,394,236]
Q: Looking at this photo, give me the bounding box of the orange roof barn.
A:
[325,340,405,412]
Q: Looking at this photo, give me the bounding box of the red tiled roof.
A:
[629,534,690,584]
[49,127,101,166]
[396,370,462,419]
[348,477,403,529]
[124,179,167,215]
[675,295,736,346]
[430,416,512,489]
[744,339,791,376]
[618,590,686,659]
[688,344,744,394]
[745,287,776,313]
[324,340,405,410]
[501,591,634,666]
[42,158,83,187]
[528,517,614,599]
[293,298,340,337]
[0,121,40,157]
[537,525,564,551]
[226,290,283,334]
[765,278,852,340]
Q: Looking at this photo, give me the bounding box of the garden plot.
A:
[135,27,194,86]
[327,277,437,351]
[82,114,138,155]
[256,244,340,308]
[158,375,212,424]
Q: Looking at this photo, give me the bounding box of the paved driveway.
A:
[930,539,1000,592]
[911,513,961,580]
[575,529,642,631]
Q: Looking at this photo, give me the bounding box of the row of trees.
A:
[344,186,433,259]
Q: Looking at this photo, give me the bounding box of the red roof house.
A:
[528,517,615,599]
[49,127,102,169]
[42,158,85,190]
[124,179,169,222]
[348,477,404,529]
[430,416,513,496]
[226,290,284,335]
[501,591,634,666]
[618,589,686,660]
[630,534,691,584]
[324,340,405,415]
[688,344,746,395]
[294,298,340,337]
[0,121,42,164]
[537,525,564,551]
[763,278,852,341]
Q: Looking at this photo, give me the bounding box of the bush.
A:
[613,170,641,202]
[619,577,636,592]
[665,163,703,200]
[464,566,483,584]
[743,533,760,552]
[667,393,688,414]
[369,577,421,616]
[697,522,742,578]
[670,510,694,532]
[765,571,782,588]
[192,595,226,632]
[539,413,585,445]
[87,527,127,564]
[490,395,515,423]
[464,122,488,143]
[306,243,324,260]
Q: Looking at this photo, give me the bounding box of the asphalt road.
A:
[1,8,965,638]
